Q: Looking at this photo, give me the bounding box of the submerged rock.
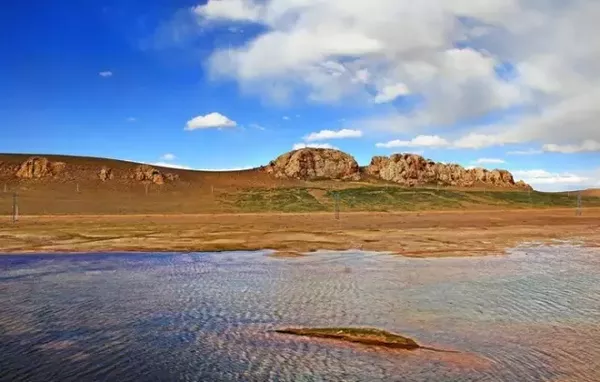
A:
[273,327,421,350]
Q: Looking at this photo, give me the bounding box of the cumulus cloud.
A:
[190,0,600,154]
[543,140,600,154]
[373,83,410,104]
[507,149,543,155]
[376,135,450,148]
[185,112,237,130]
[99,71,113,77]
[292,143,339,150]
[127,117,137,122]
[513,170,590,186]
[161,153,176,161]
[305,129,362,141]
[475,158,505,164]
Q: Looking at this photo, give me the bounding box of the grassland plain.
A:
[2,184,599,215]
[1,153,599,257]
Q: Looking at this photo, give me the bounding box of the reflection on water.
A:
[0,246,599,382]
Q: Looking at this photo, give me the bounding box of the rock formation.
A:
[165,173,179,182]
[130,165,179,185]
[265,148,361,181]
[99,167,113,182]
[366,153,531,189]
[15,157,66,179]
[132,165,165,185]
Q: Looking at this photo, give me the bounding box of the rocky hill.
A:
[0,149,531,190]
[365,153,531,189]
[1,155,181,185]
[265,148,360,181]
[264,148,531,190]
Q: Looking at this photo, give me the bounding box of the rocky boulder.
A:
[265,148,361,181]
[131,165,165,185]
[366,153,531,189]
[99,167,114,182]
[165,173,179,182]
[15,157,66,179]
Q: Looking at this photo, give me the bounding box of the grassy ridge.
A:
[2,185,599,215]
[220,186,600,213]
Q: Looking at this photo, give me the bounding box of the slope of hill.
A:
[1,150,598,215]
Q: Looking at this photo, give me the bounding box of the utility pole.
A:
[12,192,18,223]
[576,191,582,216]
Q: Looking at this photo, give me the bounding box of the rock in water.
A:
[265,148,361,181]
[15,157,65,179]
[366,153,531,189]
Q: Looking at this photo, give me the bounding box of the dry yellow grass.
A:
[1,208,599,256]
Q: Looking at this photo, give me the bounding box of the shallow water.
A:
[1,245,599,382]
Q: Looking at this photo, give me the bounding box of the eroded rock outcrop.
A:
[131,165,165,185]
[15,157,66,179]
[129,165,179,185]
[366,154,531,189]
[265,148,361,181]
[99,166,114,182]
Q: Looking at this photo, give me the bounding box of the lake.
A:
[1,245,599,381]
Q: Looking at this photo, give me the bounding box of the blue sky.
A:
[1,0,599,191]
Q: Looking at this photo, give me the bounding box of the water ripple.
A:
[0,246,599,381]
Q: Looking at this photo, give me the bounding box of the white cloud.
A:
[99,71,113,77]
[127,117,137,122]
[507,149,543,155]
[152,162,192,170]
[161,153,176,161]
[185,112,237,130]
[292,143,339,150]
[513,170,590,186]
[197,166,255,172]
[376,135,450,148]
[475,158,506,165]
[192,0,261,22]
[543,140,600,154]
[305,129,362,141]
[373,83,410,104]
[192,0,600,156]
[283,116,290,120]
[249,123,266,130]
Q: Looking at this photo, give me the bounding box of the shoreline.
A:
[1,209,599,256]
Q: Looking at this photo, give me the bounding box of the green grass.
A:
[325,187,468,211]
[221,188,327,212]
[220,187,600,213]
[471,190,600,208]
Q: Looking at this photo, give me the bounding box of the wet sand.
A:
[1,208,599,256]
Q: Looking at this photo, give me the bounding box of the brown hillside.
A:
[581,189,600,197]
[0,150,560,215]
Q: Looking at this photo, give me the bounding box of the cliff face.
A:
[265,148,361,181]
[365,153,531,189]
